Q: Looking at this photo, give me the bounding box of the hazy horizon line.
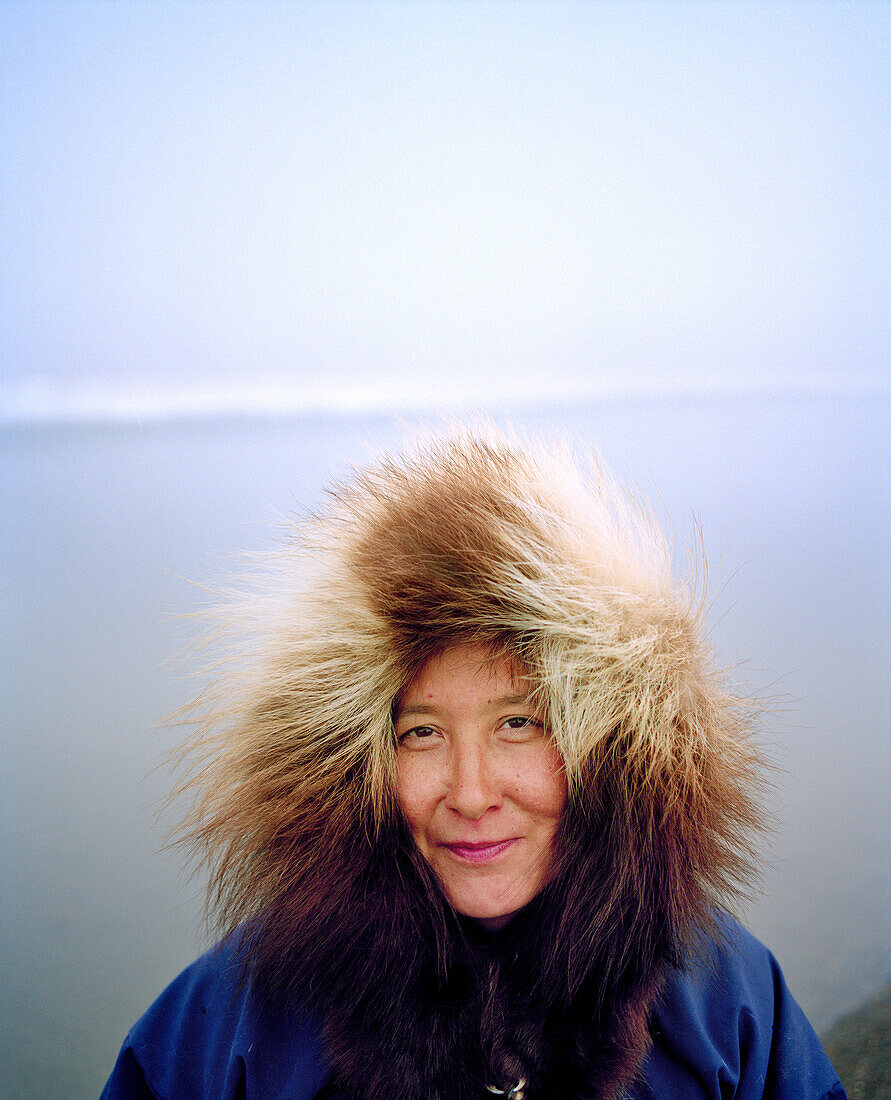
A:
[2,373,887,427]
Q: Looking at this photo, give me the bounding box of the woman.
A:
[102,429,845,1099]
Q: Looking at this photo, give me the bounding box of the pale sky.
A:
[2,0,889,421]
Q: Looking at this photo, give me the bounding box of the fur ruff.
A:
[178,429,765,1100]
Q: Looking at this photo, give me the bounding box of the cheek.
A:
[516,751,567,821]
[395,757,437,833]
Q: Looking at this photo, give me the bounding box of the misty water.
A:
[2,393,888,1097]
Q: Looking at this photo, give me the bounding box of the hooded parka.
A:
[102,430,844,1100]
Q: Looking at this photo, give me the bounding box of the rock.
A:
[821,981,891,1100]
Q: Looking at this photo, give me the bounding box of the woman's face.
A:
[395,643,566,929]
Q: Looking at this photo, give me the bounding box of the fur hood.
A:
[180,429,765,1100]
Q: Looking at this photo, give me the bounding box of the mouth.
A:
[441,839,517,864]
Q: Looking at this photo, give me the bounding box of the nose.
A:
[444,741,501,820]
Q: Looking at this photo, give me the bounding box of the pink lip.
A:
[442,839,517,863]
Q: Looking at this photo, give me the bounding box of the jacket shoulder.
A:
[634,918,846,1099]
[100,940,330,1100]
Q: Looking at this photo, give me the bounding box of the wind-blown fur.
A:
[178,428,765,1100]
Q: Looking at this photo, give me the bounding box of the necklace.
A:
[486,1078,526,1099]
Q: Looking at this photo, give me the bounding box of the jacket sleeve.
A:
[99,943,331,1100]
[761,944,847,1100]
[637,919,847,1099]
[101,1045,161,1099]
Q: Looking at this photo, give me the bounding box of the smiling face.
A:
[394,643,566,929]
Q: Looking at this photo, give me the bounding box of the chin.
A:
[450,890,528,930]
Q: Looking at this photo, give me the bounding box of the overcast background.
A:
[2,0,888,418]
[2,2,889,1096]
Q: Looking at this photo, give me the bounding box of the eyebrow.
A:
[396,693,533,719]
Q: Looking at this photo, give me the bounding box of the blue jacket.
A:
[101,921,844,1099]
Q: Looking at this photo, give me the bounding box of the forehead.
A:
[396,642,533,712]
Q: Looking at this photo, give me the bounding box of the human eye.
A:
[396,724,440,748]
[500,715,545,738]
